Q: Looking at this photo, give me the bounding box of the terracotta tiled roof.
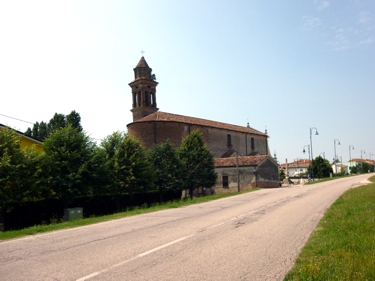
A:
[280,159,311,167]
[131,111,267,136]
[351,158,375,165]
[214,155,268,167]
[136,56,150,68]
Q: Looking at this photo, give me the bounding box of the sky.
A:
[1,0,374,164]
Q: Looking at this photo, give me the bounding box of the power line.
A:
[0,113,34,125]
[1,113,103,141]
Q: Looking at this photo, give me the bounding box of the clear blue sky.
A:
[1,1,374,164]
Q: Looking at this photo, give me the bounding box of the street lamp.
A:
[349,145,354,173]
[303,145,311,161]
[310,127,319,180]
[361,150,366,173]
[334,139,340,175]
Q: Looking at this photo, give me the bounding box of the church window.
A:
[184,125,188,131]
[145,91,149,106]
[222,176,229,187]
[227,134,232,147]
[251,138,255,149]
[205,128,209,133]
[150,93,153,105]
[134,93,138,107]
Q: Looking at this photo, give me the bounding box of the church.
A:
[127,57,279,189]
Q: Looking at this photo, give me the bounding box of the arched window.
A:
[227,134,232,147]
[134,93,138,107]
[145,91,149,106]
[251,137,255,149]
[150,93,153,105]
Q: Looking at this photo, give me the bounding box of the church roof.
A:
[214,155,269,167]
[131,111,267,136]
[136,56,150,68]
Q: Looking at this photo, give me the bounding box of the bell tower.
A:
[129,56,159,122]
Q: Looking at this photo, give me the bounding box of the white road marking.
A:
[76,235,192,281]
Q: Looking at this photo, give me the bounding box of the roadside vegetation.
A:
[0,111,217,231]
[0,188,258,241]
[284,175,375,280]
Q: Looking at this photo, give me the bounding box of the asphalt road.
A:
[0,174,372,281]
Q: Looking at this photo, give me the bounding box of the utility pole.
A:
[235,150,240,192]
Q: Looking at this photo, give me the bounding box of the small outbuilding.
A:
[214,155,279,194]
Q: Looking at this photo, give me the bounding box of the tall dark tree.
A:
[39,121,48,140]
[24,128,32,137]
[308,156,333,178]
[101,132,155,211]
[42,125,97,207]
[178,130,217,199]
[48,113,66,133]
[149,140,183,202]
[66,110,83,132]
[32,122,39,140]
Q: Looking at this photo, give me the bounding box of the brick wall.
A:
[128,121,269,157]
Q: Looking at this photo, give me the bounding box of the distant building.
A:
[280,159,310,177]
[0,123,43,152]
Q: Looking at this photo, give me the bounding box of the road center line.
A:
[76,235,192,281]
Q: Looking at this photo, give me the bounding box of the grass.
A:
[284,175,375,280]
[306,174,356,185]
[0,188,259,241]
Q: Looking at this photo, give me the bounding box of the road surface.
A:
[0,174,372,281]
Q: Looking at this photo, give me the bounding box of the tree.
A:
[32,122,40,140]
[350,165,358,174]
[38,121,48,140]
[149,140,183,202]
[42,125,98,207]
[20,146,46,202]
[178,130,217,199]
[101,132,155,211]
[308,156,333,178]
[0,127,25,227]
[66,110,83,132]
[359,162,372,173]
[279,169,286,181]
[24,128,32,137]
[47,113,66,133]
[25,111,82,141]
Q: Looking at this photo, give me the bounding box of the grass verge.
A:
[306,174,356,185]
[0,188,259,241]
[284,175,375,280]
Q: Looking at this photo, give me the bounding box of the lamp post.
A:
[349,145,354,172]
[361,150,366,173]
[303,145,310,161]
[334,139,341,175]
[303,145,311,180]
[310,127,319,180]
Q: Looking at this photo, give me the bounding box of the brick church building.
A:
[127,56,279,189]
